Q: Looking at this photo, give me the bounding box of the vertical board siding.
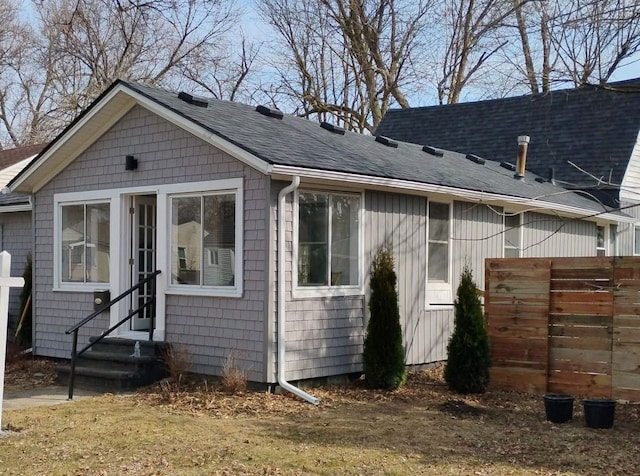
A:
[366,191,439,366]
[452,202,503,292]
[0,211,31,327]
[486,256,640,401]
[34,106,268,382]
[617,199,640,255]
[620,130,640,204]
[521,212,594,257]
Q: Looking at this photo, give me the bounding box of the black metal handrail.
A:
[65,270,161,399]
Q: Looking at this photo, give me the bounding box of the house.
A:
[8,81,631,397]
[375,78,640,256]
[0,144,44,329]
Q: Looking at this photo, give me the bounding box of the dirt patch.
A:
[4,356,57,392]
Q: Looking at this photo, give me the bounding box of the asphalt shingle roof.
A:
[124,81,618,216]
[12,80,624,217]
[375,79,640,200]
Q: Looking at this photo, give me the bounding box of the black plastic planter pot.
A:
[543,394,574,423]
[583,399,616,429]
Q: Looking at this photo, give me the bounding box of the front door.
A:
[130,195,157,331]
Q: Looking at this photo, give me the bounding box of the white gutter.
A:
[270,165,634,224]
[277,176,319,405]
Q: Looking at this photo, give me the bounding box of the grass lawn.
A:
[2,362,639,475]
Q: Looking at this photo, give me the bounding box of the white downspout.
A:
[277,176,320,405]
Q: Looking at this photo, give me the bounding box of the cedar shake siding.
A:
[1,211,31,328]
[33,106,269,381]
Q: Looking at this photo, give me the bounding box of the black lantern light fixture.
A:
[125,155,138,171]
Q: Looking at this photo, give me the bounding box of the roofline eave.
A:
[270,165,632,224]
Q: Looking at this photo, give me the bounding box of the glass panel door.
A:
[131,195,157,331]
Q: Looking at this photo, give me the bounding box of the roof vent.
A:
[375,136,399,148]
[320,121,346,135]
[256,104,284,119]
[178,91,209,108]
[500,161,516,171]
[465,154,485,165]
[422,145,444,157]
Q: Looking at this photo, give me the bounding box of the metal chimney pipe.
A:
[515,135,530,180]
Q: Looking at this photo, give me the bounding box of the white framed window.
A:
[169,190,239,292]
[427,201,452,307]
[294,190,362,297]
[634,225,640,256]
[596,225,606,256]
[504,213,521,258]
[56,200,111,288]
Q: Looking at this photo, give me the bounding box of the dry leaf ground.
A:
[2,360,639,475]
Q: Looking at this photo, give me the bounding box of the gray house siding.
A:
[616,201,640,254]
[33,106,269,382]
[0,210,31,328]
[521,212,594,257]
[268,182,365,382]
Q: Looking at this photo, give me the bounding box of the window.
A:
[596,225,606,256]
[297,191,360,289]
[177,247,188,270]
[504,213,521,258]
[60,202,110,284]
[170,192,237,288]
[427,201,451,306]
[635,226,640,255]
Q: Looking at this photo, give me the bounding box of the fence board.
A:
[550,336,612,351]
[485,256,640,402]
[549,324,611,339]
[548,371,611,398]
[489,367,547,393]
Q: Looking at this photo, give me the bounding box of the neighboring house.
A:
[0,144,44,328]
[8,81,632,389]
[376,78,640,256]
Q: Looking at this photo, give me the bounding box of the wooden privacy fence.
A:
[485,257,640,402]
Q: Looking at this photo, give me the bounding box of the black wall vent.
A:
[375,135,399,148]
[465,153,485,165]
[178,91,209,108]
[422,145,444,157]
[500,161,516,171]
[320,121,346,135]
[256,104,284,119]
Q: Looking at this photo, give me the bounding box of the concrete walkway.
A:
[3,386,99,410]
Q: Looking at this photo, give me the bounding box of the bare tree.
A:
[0,1,39,148]
[428,0,533,104]
[507,0,640,94]
[0,0,245,146]
[259,0,432,132]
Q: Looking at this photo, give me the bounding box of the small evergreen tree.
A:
[363,244,406,389]
[444,265,490,394]
[16,254,32,347]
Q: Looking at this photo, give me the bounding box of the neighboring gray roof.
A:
[376,79,640,200]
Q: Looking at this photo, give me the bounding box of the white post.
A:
[0,251,25,433]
